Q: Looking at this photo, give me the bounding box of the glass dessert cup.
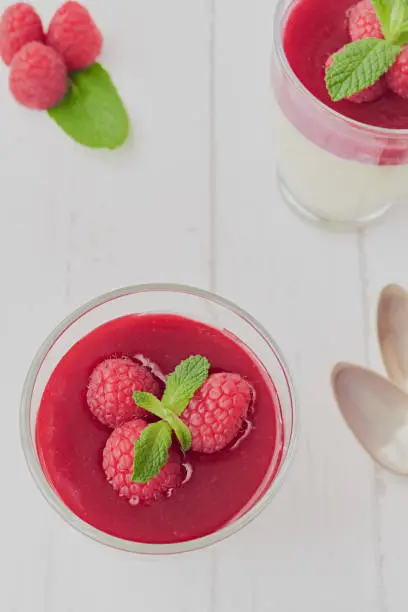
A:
[271,0,408,230]
[20,284,297,555]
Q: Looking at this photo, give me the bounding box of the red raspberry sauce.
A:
[36,314,284,545]
[283,0,408,129]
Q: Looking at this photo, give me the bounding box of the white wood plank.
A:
[0,0,212,610]
[212,0,381,610]
[361,206,408,612]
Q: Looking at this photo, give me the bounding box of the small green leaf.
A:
[48,63,129,149]
[392,25,408,44]
[371,0,391,36]
[132,421,172,483]
[162,355,210,416]
[325,39,401,102]
[371,0,408,41]
[133,391,166,419]
[165,411,192,452]
[388,0,408,41]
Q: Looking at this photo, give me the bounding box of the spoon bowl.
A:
[332,363,408,474]
[378,283,408,393]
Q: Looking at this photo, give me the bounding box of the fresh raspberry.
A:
[46,1,102,71]
[182,372,253,453]
[103,419,183,506]
[348,0,383,41]
[387,48,408,99]
[9,42,67,109]
[87,357,161,428]
[0,2,44,66]
[326,49,387,103]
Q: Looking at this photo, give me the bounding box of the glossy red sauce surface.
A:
[36,314,284,544]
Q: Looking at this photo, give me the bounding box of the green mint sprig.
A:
[48,63,129,149]
[131,355,210,483]
[325,0,408,101]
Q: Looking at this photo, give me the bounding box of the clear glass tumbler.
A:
[271,0,408,230]
[20,284,297,554]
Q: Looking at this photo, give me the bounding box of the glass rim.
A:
[273,0,408,139]
[20,283,298,555]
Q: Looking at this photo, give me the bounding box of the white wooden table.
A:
[1,0,407,610]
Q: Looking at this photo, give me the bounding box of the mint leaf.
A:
[392,24,408,44]
[132,421,172,483]
[325,39,400,102]
[165,412,192,452]
[162,355,210,416]
[371,0,391,36]
[48,63,129,149]
[388,0,408,41]
[371,0,408,41]
[133,391,166,419]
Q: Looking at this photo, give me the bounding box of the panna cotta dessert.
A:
[21,286,296,553]
[272,0,408,227]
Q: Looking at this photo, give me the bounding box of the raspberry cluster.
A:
[0,2,102,109]
[87,356,254,506]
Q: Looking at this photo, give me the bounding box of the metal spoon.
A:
[378,283,408,393]
[331,363,408,474]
